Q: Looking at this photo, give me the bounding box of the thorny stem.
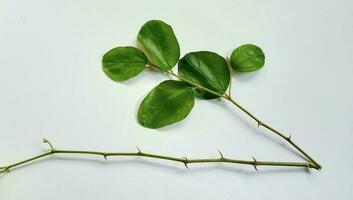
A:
[223,95,321,169]
[146,64,321,170]
[0,139,319,175]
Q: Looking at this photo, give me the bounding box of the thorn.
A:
[103,154,108,161]
[257,121,263,128]
[182,157,189,169]
[288,134,292,141]
[217,149,224,159]
[252,157,258,171]
[252,156,257,162]
[136,146,142,154]
[42,138,54,151]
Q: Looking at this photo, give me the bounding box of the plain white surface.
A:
[0,0,352,199]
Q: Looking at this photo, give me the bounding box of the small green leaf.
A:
[137,20,180,71]
[178,51,230,99]
[230,44,265,72]
[138,80,194,129]
[102,46,147,81]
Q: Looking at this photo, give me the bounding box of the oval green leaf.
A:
[102,46,147,81]
[230,44,265,72]
[138,80,194,129]
[137,20,180,71]
[178,51,230,99]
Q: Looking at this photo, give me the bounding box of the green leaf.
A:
[102,46,147,81]
[230,44,265,72]
[137,20,180,71]
[178,51,230,99]
[138,80,194,129]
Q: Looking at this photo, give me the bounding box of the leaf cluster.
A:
[102,20,265,128]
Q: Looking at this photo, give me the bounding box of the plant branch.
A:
[222,94,321,169]
[0,139,319,175]
[146,64,321,170]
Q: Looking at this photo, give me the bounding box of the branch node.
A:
[182,157,189,169]
[42,138,55,151]
[252,157,259,171]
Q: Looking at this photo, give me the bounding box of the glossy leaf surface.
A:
[138,80,194,129]
[230,44,265,72]
[102,46,147,81]
[137,20,180,71]
[178,51,230,99]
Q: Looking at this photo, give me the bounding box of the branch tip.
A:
[308,162,321,170]
[42,138,54,151]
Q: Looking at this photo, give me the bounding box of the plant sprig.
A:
[0,20,321,176]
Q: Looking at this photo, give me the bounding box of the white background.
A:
[0,0,352,199]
